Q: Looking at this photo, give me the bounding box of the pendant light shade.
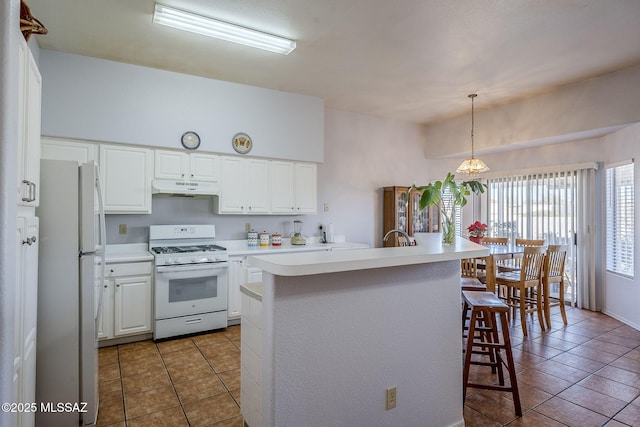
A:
[457,94,490,174]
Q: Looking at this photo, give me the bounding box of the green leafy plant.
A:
[409,172,486,244]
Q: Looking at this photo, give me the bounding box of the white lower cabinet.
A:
[100,261,153,340]
[228,256,263,320]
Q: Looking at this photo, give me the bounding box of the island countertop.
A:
[248,234,488,276]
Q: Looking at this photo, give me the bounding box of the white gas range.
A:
[149,225,228,340]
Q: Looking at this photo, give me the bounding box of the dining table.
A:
[479,243,526,294]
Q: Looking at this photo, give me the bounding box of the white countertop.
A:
[248,234,488,276]
[218,236,368,256]
[105,243,154,263]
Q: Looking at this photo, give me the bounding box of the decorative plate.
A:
[181,131,201,150]
[232,132,252,154]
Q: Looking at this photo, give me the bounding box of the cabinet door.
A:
[295,163,317,213]
[190,153,221,182]
[271,161,296,213]
[228,258,243,319]
[14,219,25,407]
[219,157,246,213]
[245,159,270,213]
[100,144,153,214]
[17,38,42,207]
[98,280,113,340]
[114,276,152,336]
[41,137,99,164]
[154,150,188,180]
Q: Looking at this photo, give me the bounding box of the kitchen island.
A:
[242,234,488,427]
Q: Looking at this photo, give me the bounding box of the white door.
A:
[219,157,245,213]
[245,159,270,213]
[114,276,152,336]
[154,150,188,180]
[271,161,296,213]
[295,163,317,213]
[190,153,220,182]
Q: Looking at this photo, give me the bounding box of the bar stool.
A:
[461,290,522,417]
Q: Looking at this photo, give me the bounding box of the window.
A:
[606,162,634,277]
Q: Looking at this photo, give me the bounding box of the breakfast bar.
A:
[243,234,488,427]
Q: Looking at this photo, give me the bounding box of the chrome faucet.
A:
[383,229,412,246]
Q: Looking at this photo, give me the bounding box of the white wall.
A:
[423,64,640,158]
[600,123,640,329]
[39,50,324,162]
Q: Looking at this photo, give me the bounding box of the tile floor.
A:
[97,306,640,427]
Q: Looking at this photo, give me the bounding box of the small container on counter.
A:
[271,232,282,246]
[247,230,258,247]
[259,231,270,247]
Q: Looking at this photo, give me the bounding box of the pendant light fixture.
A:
[456,94,490,174]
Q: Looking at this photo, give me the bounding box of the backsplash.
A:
[105,196,322,244]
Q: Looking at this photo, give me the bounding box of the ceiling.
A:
[26,0,640,125]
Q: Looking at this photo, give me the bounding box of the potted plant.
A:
[409,172,486,245]
[467,221,487,244]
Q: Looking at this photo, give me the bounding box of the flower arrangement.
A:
[467,221,487,237]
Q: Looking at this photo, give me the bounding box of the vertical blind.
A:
[606,161,634,277]
[485,164,598,309]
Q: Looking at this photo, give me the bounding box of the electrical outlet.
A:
[324,203,329,212]
[245,223,251,232]
[118,224,127,235]
[386,386,397,410]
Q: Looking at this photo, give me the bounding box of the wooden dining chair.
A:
[515,238,545,247]
[542,244,568,329]
[461,258,478,278]
[482,237,508,246]
[501,238,545,272]
[477,237,508,274]
[495,246,546,336]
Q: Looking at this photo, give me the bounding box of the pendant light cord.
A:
[469,93,477,159]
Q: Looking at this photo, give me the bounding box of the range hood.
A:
[152,179,219,196]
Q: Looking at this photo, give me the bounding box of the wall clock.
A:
[232,132,252,154]
[181,131,201,150]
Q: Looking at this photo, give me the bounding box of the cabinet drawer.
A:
[106,262,152,277]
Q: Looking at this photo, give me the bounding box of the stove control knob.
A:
[165,258,173,265]
[192,257,199,263]
[215,255,224,261]
[207,256,215,262]
[173,258,181,264]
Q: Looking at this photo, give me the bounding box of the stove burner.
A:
[151,244,226,255]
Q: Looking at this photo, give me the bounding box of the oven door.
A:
[155,262,228,319]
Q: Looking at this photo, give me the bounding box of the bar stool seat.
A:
[462,290,522,417]
[461,277,486,291]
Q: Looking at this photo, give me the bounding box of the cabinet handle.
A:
[22,236,36,245]
[190,174,194,178]
[116,284,120,287]
[21,180,36,202]
[181,173,185,178]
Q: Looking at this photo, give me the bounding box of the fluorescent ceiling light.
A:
[153,3,296,55]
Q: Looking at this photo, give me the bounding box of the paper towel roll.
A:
[327,222,334,243]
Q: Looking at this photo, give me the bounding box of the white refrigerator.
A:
[36,159,106,426]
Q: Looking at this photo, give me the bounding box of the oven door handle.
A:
[156,262,228,274]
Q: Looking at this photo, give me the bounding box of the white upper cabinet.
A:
[154,150,220,182]
[17,37,41,207]
[217,156,270,214]
[41,137,99,165]
[271,161,317,214]
[294,163,317,214]
[100,144,153,214]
